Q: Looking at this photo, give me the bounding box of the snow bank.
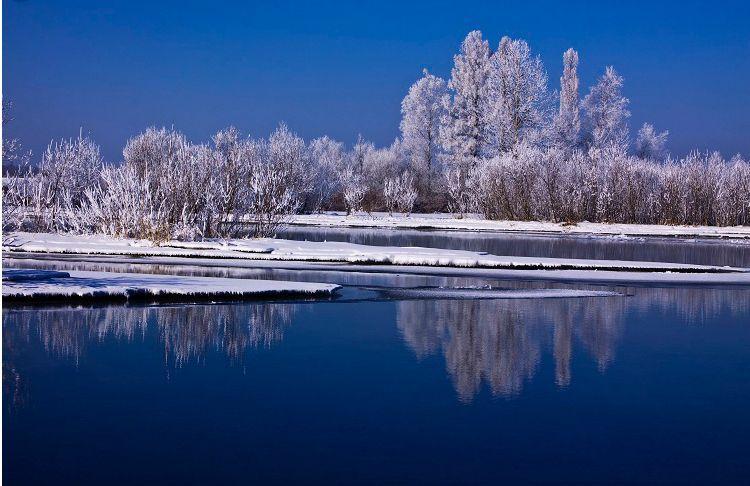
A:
[2,268,340,303]
[4,232,745,273]
[286,212,750,240]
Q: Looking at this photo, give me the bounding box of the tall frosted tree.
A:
[552,48,581,151]
[634,123,669,160]
[440,30,491,166]
[400,69,448,192]
[351,134,374,174]
[581,66,630,152]
[485,36,551,154]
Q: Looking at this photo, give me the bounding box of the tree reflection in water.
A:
[397,285,750,402]
[397,298,624,401]
[4,303,296,366]
[3,303,300,412]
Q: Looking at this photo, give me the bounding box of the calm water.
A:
[4,260,750,483]
[278,226,750,267]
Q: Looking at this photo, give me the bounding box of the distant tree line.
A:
[3,30,749,240]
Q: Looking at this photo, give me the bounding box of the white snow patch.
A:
[2,268,340,302]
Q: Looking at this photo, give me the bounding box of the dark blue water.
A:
[5,284,750,484]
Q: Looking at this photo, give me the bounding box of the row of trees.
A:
[3,30,749,240]
[1,125,423,240]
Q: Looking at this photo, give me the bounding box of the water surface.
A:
[5,278,750,484]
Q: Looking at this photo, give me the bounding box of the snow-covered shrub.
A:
[682,151,723,226]
[209,127,252,237]
[6,133,104,232]
[383,178,400,216]
[247,141,300,237]
[396,171,418,215]
[719,155,750,226]
[121,127,194,235]
[444,166,472,217]
[76,164,172,241]
[383,171,418,216]
[470,145,541,221]
[340,166,366,214]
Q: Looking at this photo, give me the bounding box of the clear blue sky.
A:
[4,0,749,162]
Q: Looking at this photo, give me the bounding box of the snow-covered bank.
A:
[7,254,750,287]
[3,232,745,273]
[2,269,340,303]
[287,213,750,240]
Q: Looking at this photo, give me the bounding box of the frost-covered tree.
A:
[441,30,491,166]
[2,100,24,174]
[363,139,407,201]
[268,123,311,205]
[634,123,669,161]
[552,48,581,151]
[308,136,346,211]
[582,67,630,153]
[485,37,551,154]
[351,134,374,174]
[400,69,448,193]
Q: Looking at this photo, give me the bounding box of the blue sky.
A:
[4,0,750,161]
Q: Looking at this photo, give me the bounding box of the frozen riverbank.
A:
[2,268,340,304]
[3,232,745,273]
[287,213,750,240]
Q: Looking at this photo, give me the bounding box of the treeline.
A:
[3,30,749,240]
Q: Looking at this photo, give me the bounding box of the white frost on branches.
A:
[582,67,630,153]
[553,48,581,151]
[440,31,491,165]
[400,69,447,193]
[485,36,551,154]
[635,123,669,161]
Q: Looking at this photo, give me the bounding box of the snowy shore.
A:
[3,232,745,273]
[2,269,340,303]
[287,213,750,240]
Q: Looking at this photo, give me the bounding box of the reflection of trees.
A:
[3,303,297,413]
[398,298,627,402]
[3,303,297,367]
[398,285,750,402]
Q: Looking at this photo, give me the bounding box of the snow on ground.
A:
[287,212,750,240]
[2,268,340,303]
[3,232,746,273]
